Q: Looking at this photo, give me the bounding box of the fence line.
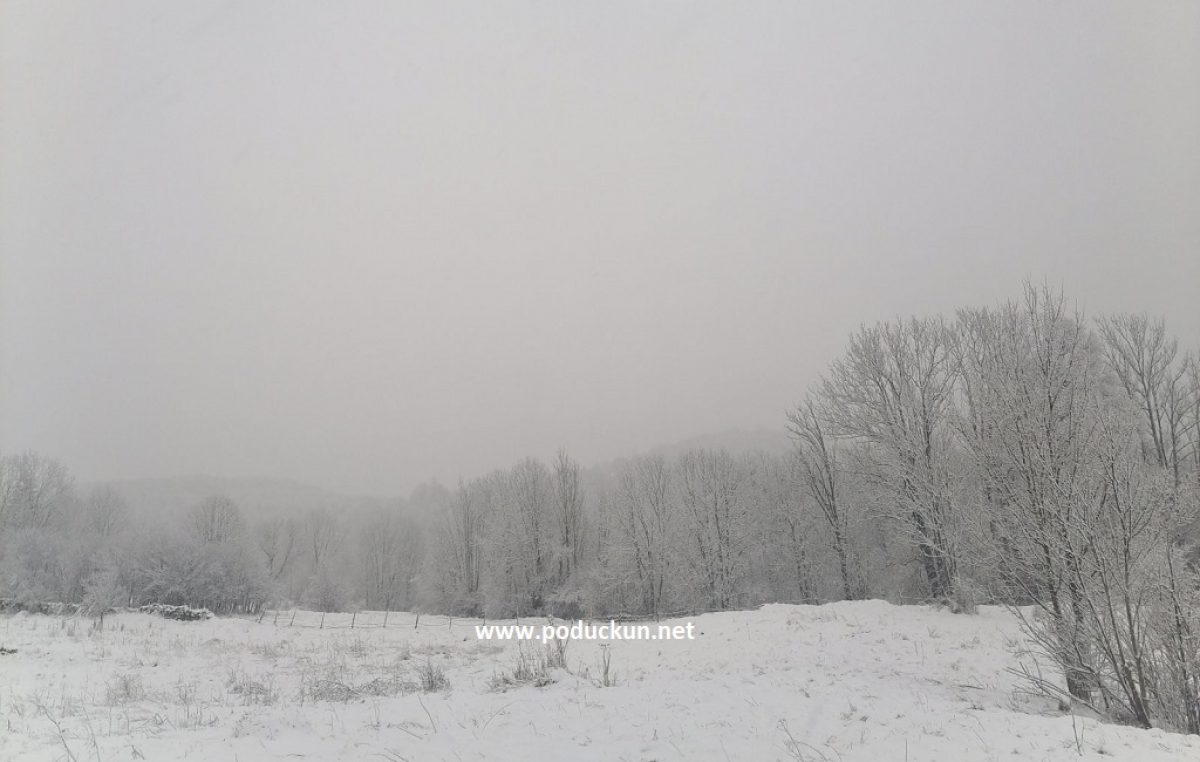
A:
[242,602,821,631]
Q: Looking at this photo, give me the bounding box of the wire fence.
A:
[8,597,855,631]
[249,608,704,631]
[243,602,817,631]
[250,609,477,630]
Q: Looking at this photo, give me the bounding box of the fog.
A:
[3,1,1198,496]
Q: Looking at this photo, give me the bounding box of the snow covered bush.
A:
[140,603,214,621]
[417,657,449,692]
[128,498,271,615]
[488,642,560,691]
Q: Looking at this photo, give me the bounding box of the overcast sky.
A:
[2,1,1198,496]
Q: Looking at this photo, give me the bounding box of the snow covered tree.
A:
[787,398,858,600]
[81,558,125,628]
[427,478,486,615]
[614,454,674,617]
[359,507,422,611]
[0,451,74,531]
[750,452,818,603]
[303,560,350,613]
[187,495,243,545]
[955,286,1109,697]
[305,508,342,573]
[1097,313,1192,486]
[820,317,964,605]
[675,450,753,611]
[550,448,585,588]
[254,517,299,581]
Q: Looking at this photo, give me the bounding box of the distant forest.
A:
[4,283,1200,731]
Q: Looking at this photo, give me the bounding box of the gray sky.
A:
[2,1,1198,496]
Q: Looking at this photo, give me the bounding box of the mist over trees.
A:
[2,284,1199,730]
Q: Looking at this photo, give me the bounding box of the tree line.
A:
[2,283,1199,730]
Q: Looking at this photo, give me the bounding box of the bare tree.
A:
[820,317,963,603]
[956,285,1114,700]
[1048,411,1199,730]
[437,479,485,613]
[81,558,125,629]
[360,507,422,611]
[551,448,585,585]
[84,486,128,538]
[754,452,817,603]
[187,496,244,545]
[0,451,74,530]
[514,458,551,609]
[1186,352,1200,491]
[305,508,342,571]
[254,517,298,581]
[479,460,551,615]
[787,398,856,600]
[676,450,751,611]
[1097,314,1190,485]
[616,455,673,617]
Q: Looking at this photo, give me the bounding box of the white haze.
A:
[2,1,1198,495]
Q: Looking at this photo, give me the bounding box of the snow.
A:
[2,602,1197,761]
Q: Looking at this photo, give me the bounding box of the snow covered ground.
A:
[2,601,1198,761]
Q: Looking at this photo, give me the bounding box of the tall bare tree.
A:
[305,508,342,571]
[84,486,128,538]
[187,496,243,545]
[0,451,73,530]
[820,317,962,603]
[360,507,421,611]
[1189,353,1200,489]
[1097,314,1191,486]
[754,452,817,603]
[787,398,856,600]
[616,454,673,617]
[439,479,484,613]
[254,517,298,580]
[676,450,751,611]
[955,284,1110,698]
[551,448,585,585]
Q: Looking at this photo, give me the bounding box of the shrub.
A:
[488,642,559,691]
[105,673,145,705]
[417,657,449,692]
[227,667,278,705]
[140,603,214,621]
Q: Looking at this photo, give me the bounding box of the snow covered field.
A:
[2,601,1197,761]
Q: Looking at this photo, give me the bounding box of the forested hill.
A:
[92,428,792,519]
[92,475,392,521]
